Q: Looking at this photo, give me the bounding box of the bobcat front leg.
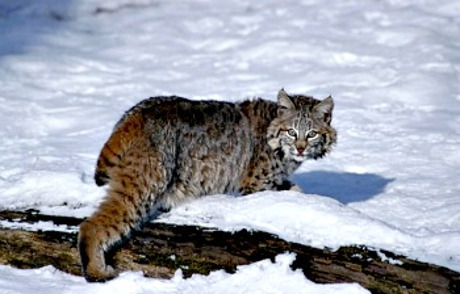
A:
[239,178,301,195]
[288,184,302,192]
[276,179,302,192]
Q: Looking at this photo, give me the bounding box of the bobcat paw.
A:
[84,264,118,283]
[289,185,302,192]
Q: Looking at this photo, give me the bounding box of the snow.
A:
[0,254,369,294]
[376,250,404,266]
[157,193,415,254]
[0,219,77,233]
[1,0,460,292]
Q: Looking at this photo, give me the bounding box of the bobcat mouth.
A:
[292,152,307,162]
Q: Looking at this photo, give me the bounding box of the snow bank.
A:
[0,254,369,294]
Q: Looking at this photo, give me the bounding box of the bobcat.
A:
[79,89,337,282]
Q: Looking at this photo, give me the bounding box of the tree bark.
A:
[0,210,458,293]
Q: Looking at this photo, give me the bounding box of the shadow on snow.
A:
[0,1,74,57]
[291,171,394,204]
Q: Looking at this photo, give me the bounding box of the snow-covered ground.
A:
[0,254,368,294]
[1,0,459,292]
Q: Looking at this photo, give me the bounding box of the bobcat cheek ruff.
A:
[79,89,336,282]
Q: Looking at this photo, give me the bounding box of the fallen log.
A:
[0,210,458,293]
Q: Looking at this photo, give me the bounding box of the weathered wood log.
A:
[0,210,459,293]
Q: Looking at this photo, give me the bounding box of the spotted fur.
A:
[79,89,337,282]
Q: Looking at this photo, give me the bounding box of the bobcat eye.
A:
[287,129,297,137]
[307,130,318,139]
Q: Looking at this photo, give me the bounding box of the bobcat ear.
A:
[314,96,334,123]
[277,89,295,115]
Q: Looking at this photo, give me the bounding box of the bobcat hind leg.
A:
[79,148,170,282]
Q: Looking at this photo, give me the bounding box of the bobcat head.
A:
[267,89,337,162]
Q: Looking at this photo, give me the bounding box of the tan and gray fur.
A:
[79,89,337,282]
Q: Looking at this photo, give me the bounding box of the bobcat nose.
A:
[297,147,305,154]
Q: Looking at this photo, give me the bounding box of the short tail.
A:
[95,112,144,186]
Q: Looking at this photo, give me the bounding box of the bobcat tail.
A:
[95,112,144,186]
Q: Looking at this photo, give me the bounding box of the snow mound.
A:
[0,253,369,294]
